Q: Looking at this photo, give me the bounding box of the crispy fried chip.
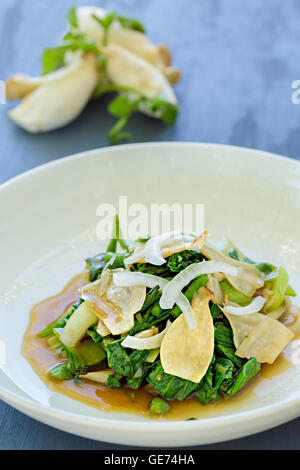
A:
[235,316,294,363]
[223,311,294,363]
[81,269,146,335]
[223,311,266,348]
[201,243,264,296]
[160,286,214,383]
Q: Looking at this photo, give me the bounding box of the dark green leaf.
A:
[147,362,199,401]
[210,303,222,321]
[86,251,127,281]
[129,310,172,335]
[215,341,243,368]
[167,250,207,273]
[106,342,149,377]
[140,286,161,313]
[222,358,261,396]
[106,374,121,388]
[195,360,220,404]
[214,322,234,345]
[214,357,234,389]
[86,325,102,343]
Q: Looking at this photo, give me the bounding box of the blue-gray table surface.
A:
[1,0,300,450]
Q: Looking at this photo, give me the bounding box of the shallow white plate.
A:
[1,142,300,447]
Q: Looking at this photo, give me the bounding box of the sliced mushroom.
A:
[105,44,177,104]
[8,53,100,133]
[75,6,180,82]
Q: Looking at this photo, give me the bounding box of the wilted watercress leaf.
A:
[116,15,145,33]
[107,341,149,377]
[147,362,199,400]
[222,358,261,396]
[42,33,99,75]
[67,5,78,28]
[167,250,206,273]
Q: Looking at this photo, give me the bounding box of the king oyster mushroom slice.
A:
[7,53,100,133]
[75,6,180,83]
[104,44,177,108]
[6,75,42,101]
[200,243,265,297]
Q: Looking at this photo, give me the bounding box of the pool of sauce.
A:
[22,273,298,420]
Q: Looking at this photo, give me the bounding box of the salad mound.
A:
[39,217,297,415]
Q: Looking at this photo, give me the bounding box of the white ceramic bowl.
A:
[0,142,300,447]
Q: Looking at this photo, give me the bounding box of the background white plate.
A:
[0,142,300,447]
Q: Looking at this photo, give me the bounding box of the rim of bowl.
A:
[0,141,300,433]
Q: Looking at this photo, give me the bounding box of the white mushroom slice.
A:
[81,269,146,335]
[105,44,177,104]
[80,369,112,384]
[60,301,97,348]
[75,6,180,81]
[201,243,264,297]
[8,53,100,133]
[122,321,171,350]
[6,75,42,101]
[160,287,214,383]
[75,6,107,47]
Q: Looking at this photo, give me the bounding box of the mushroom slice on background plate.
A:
[75,6,180,82]
[7,53,100,133]
[105,44,177,105]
